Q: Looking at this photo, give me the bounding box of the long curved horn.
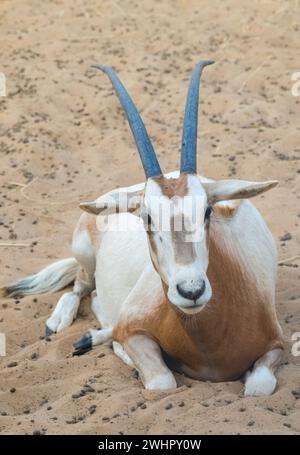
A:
[180,60,214,174]
[92,65,162,179]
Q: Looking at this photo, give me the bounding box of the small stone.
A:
[89,405,96,415]
[10,387,16,393]
[165,403,173,410]
[133,370,139,379]
[7,362,18,368]
[65,416,81,424]
[247,420,255,426]
[84,384,95,393]
[292,389,300,399]
[280,232,292,241]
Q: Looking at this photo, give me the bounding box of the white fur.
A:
[4,257,78,297]
[89,328,113,346]
[113,341,134,367]
[244,365,277,396]
[94,213,153,328]
[46,291,80,332]
[145,372,177,390]
[113,338,175,389]
[124,334,177,390]
[45,220,96,333]
[72,226,96,277]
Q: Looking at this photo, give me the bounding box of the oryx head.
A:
[90,62,278,315]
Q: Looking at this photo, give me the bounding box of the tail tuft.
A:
[0,257,79,298]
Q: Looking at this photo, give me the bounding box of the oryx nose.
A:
[176,280,206,301]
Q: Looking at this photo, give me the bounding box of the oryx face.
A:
[142,173,213,314]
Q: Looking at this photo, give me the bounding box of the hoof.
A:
[45,325,55,337]
[72,333,92,356]
[72,347,92,356]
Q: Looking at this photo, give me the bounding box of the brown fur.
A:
[153,173,189,199]
[213,199,241,218]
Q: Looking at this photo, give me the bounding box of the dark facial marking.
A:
[171,214,196,265]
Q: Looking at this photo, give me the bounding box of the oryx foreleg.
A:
[244,348,283,396]
[46,215,96,335]
[46,267,94,335]
[123,335,177,390]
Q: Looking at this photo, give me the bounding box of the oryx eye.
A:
[204,205,212,221]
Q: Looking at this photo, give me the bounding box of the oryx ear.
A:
[79,190,142,215]
[203,179,278,204]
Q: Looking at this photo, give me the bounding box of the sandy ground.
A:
[0,0,299,435]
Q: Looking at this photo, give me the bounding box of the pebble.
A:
[89,405,97,415]
[280,232,292,241]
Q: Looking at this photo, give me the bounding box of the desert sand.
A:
[0,0,299,435]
